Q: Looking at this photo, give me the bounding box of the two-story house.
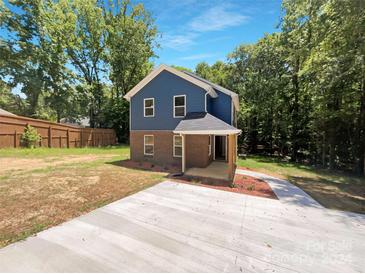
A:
[124,65,241,181]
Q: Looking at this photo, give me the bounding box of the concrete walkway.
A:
[0,181,364,272]
[235,169,323,208]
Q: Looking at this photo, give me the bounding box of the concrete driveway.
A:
[0,179,364,272]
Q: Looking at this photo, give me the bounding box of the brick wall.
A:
[130,131,214,170]
[185,135,212,168]
[130,131,182,169]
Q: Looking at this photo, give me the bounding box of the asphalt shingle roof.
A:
[183,71,240,110]
[174,112,240,134]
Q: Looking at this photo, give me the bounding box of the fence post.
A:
[59,136,62,148]
[67,129,70,148]
[48,126,52,148]
[14,130,17,148]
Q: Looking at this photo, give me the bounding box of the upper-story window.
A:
[144,98,154,117]
[173,95,186,118]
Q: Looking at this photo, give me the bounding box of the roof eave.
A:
[173,129,241,135]
[232,94,240,110]
[124,64,217,101]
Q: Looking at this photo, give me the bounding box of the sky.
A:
[1,0,282,97]
[137,0,282,69]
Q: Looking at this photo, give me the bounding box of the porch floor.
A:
[185,161,229,181]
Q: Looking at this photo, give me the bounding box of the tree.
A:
[102,0,157,142]
[0,0,48,117]
[229,34,291,154]
[225,0,365,174]
[0,80,26,115]
[195,61,229,87]
[40,0,107,127]
[40,0,157,140]
[171,65,192,72]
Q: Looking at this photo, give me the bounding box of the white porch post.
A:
[182,134,186,172]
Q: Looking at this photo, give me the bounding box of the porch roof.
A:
[173,112,241,135]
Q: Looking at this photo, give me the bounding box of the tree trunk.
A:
[357,71,365,175]
[250,115,258,153]
[291,57,300,162]
[329,138,336,170]
[56,110,61,123]
[322,133,327,168]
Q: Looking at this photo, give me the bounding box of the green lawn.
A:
[238,155,365,214]
[0,145,129,158]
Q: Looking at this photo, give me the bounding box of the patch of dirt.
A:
[0,154,119,176]
[288,176,365,214]
[0,162,166,248]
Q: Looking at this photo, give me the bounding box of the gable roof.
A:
[183,71,240,110]
[173,112,241,135]
[124,64,218,101]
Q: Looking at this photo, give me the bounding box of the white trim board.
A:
[183,71,240,111]
[173,135,182,158]
[173,130,241,135]
[173,94,186,118]
[144,135,154,156]
[124,64,217,101]
[143,98,155,117]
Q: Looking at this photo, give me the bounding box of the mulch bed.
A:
[233,174,278,199]
[172,173,278,200]
[119,160,277,200]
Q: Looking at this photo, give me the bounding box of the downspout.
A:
[205,92,208,113]
[181,134,186,172]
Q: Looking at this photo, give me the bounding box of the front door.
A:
[214,135,226,161]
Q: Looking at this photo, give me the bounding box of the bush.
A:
[21,125,41,148]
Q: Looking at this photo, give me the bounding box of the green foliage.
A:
[171,65,192,72]
[0,81,26,115]
[195,61,229,87]
[223,0,365,175]
[0,0,157,141]
[21,125,41,148]
[246,184,255,191]
[101,94,130,143]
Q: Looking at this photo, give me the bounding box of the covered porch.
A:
[174,112,241,181]
[185,161,230,181]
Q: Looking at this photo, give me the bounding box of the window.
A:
[144,135,154,156]
[173,135,182,157]
[173,95,186,118]
[144,98,154,117]
[208,135,212,156]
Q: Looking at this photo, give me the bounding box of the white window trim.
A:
[144,98,155,117]
[144,135,154,156]
[173,135,182,158]
[173,95,186,118]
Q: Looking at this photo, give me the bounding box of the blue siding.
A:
[131,70,206,130]
[208,89,232,125]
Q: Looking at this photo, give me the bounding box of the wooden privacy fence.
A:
[0,114,117,149]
